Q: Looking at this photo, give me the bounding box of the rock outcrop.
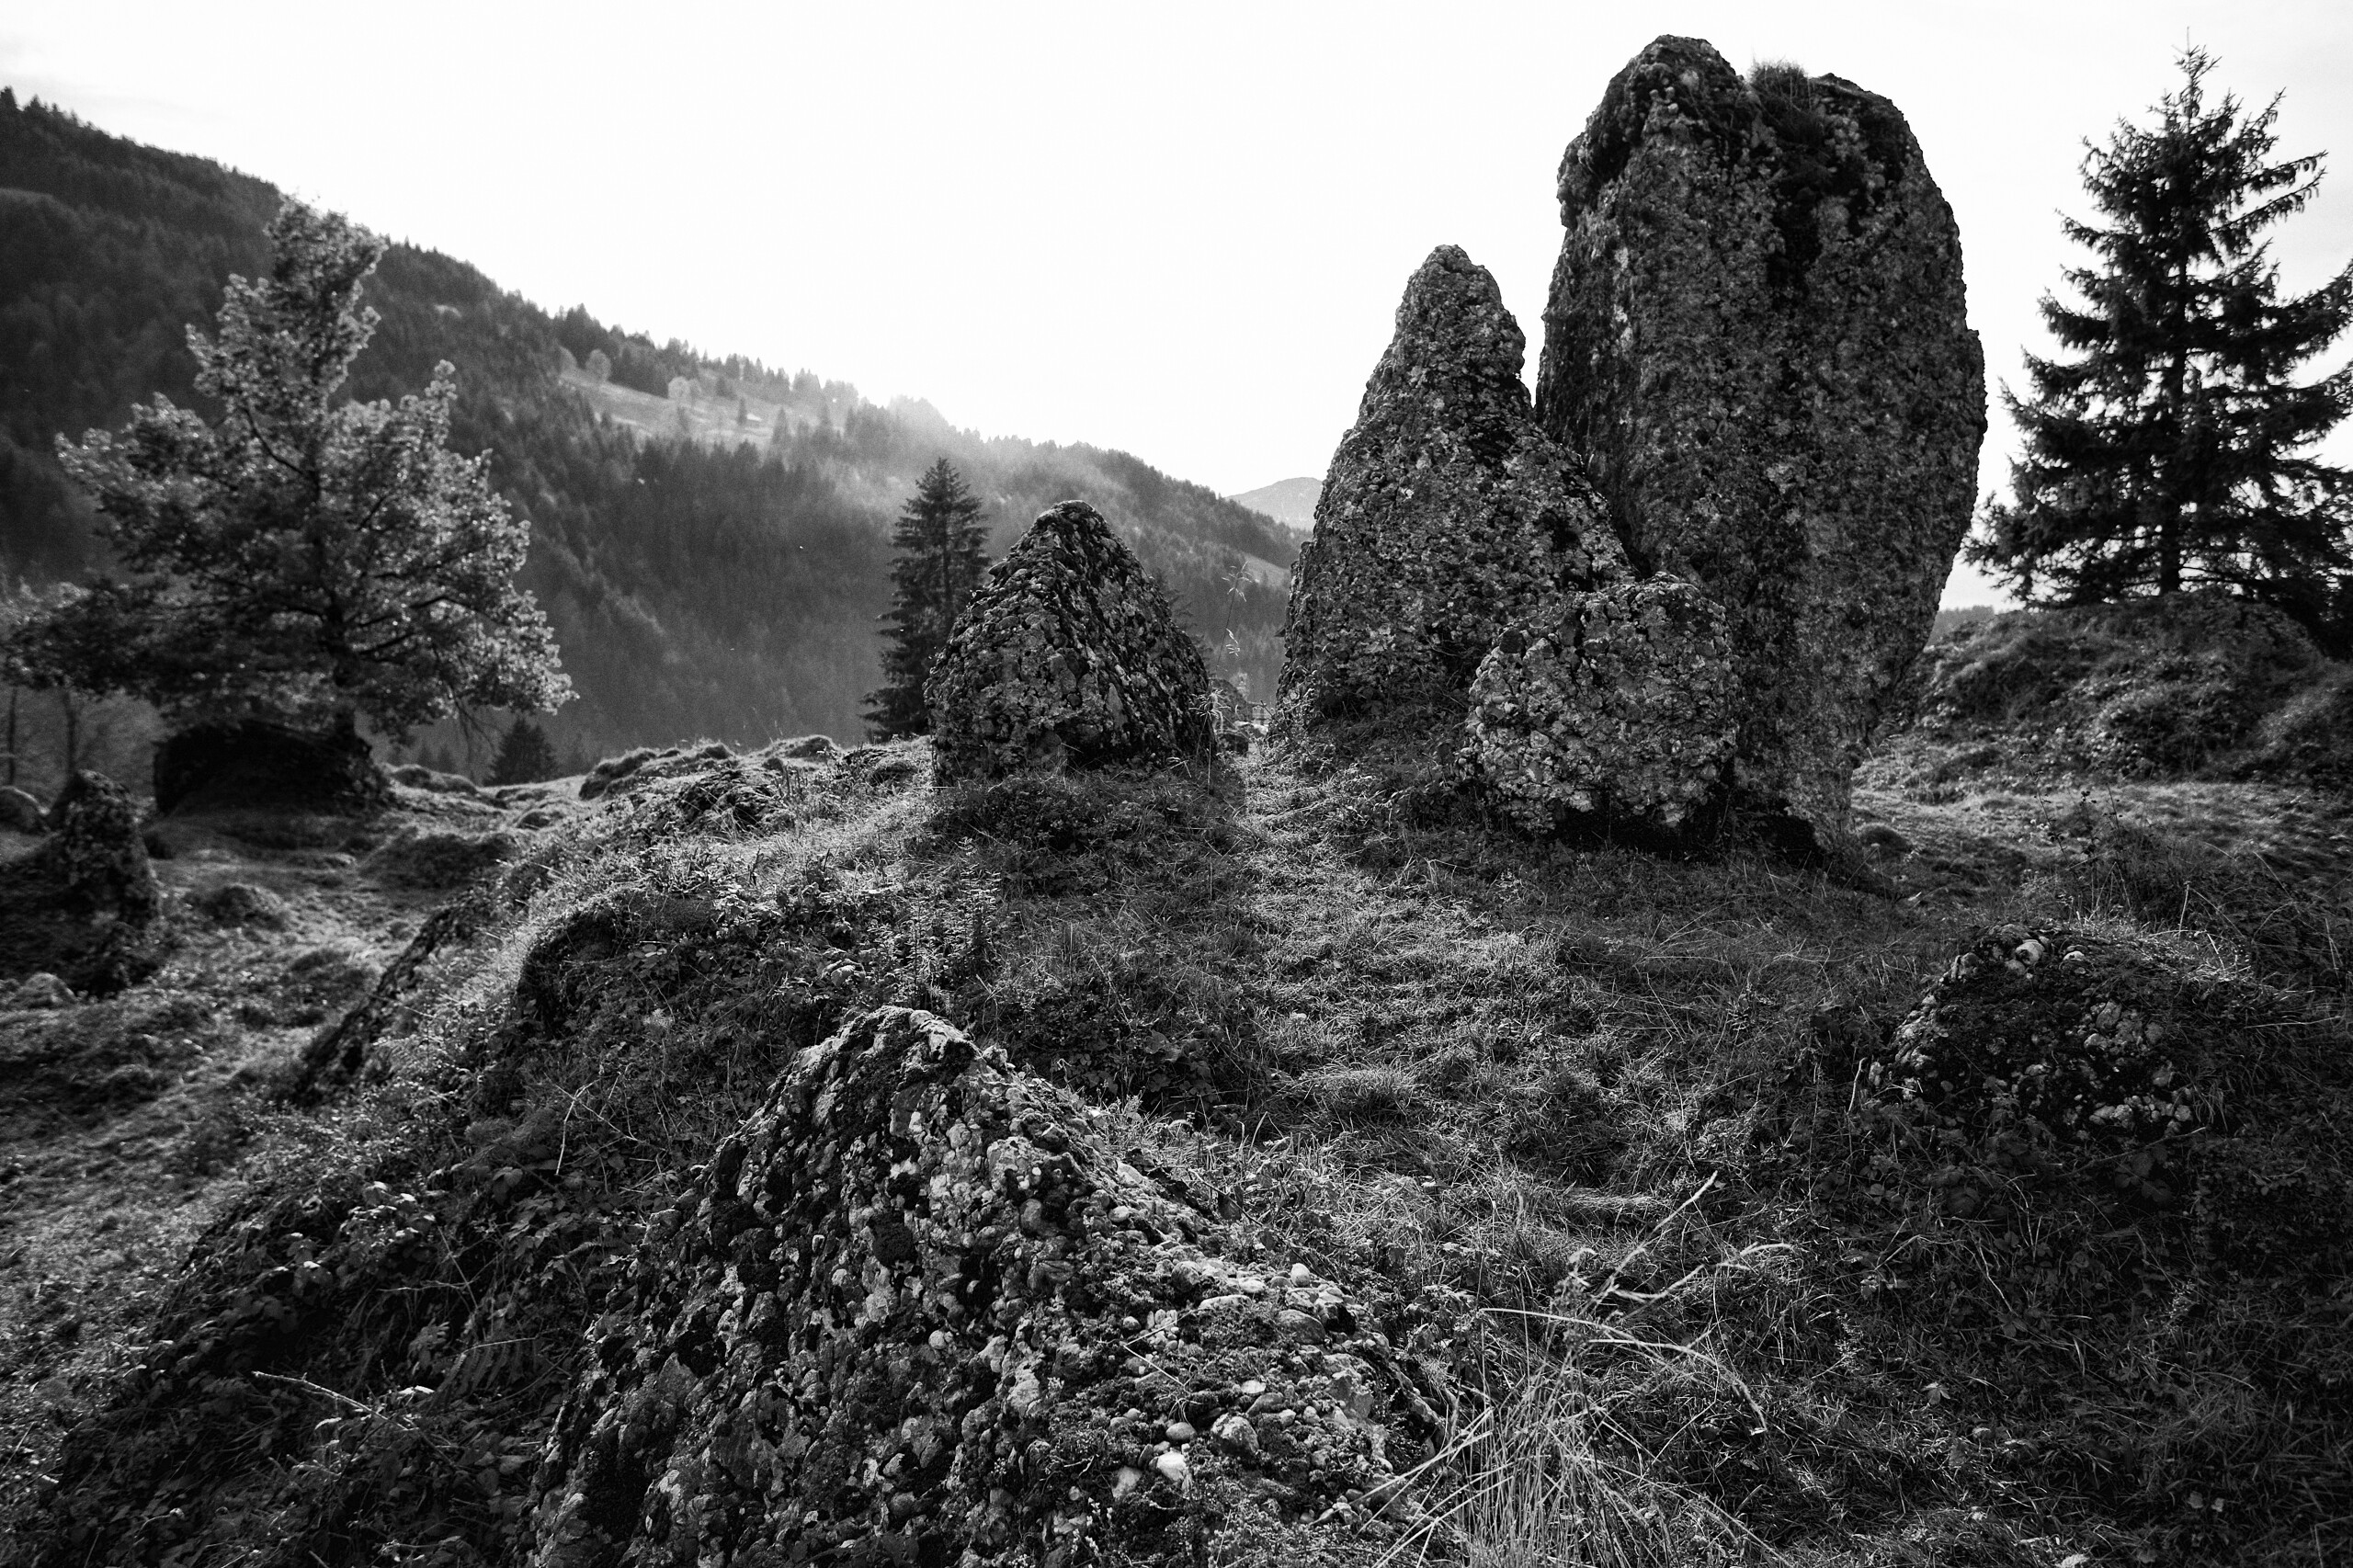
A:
[47,770,157,924]
[154,715,389,815]
[930,502,1214,781]
[0,771,162,994]
[1463,575,1737,830]
[1535,37,1985,846]
[531,1007,1450,1567]
[1279,246,1625,723]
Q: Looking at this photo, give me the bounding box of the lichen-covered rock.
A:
[1280,246,1625,723]
[930,502,1214,781]
[1463,575,1736,829]
[1536,37,1985,846]
[531,1007,1450,1567]
[47,770,156,924]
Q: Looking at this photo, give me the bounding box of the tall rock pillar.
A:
[1535,37,1984,847]
[1280,245,1624,725]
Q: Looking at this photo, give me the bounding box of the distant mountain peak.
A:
[1227,476,1322,530]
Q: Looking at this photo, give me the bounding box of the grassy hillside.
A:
[2,605,2347,1564]
[0,91,1295,776]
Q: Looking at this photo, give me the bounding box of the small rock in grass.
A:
[193,881,290,930]
[12,973,74,1009]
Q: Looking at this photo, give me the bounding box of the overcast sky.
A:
[6,1,2351,606]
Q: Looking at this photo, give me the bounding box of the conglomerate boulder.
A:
[931,502,1215,782]
[1279,245,1625,723]
[1535,36,1985,847]
[1463,574,1737,830]
[530,1006,1451,1567]
[47,770,157,924]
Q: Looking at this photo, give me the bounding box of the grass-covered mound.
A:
[1902,593,2351,785]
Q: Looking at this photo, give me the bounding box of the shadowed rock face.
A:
[1279,245,1625,724]
[930,502,1214,782]
[1535,36,1985,846]
[530,1007,1450,1567]
[153,716,389,817]
[1464,575,1737,830]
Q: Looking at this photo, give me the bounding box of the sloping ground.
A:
[1899,594,2353,790]
[3,644,2349,1563]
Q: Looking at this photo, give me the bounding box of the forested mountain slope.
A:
[0,90,1294,754]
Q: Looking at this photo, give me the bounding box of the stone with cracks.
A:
[1280,245,1626,723]
[530,1006,1452,1567]
[1464,575,1737,830]
[1535,36,1985,847]
[930,501,1214,782]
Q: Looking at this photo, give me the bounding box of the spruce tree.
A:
[1970,49,2353,645]
[487,715,560,785]
[864,458,989,740]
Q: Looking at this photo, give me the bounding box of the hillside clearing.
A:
[2,716,2347,1564]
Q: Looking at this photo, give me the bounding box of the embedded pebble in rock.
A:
[1463,575,1737,830]
[529,1006,1454,1566]
[1536,36,1984,848]
[1279,245,1626,725]
[930,501,1216,783]
[0,784,45,834]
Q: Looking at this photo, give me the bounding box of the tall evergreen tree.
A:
[1970,49,2353,645]
[864,458,988,739]
[487,714,560,784]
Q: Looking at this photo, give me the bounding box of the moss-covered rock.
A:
[1463,575,1737,831]
[1537,36,1985,849]
[930,502,1214,782]
[1279,246,1625,725]
[531,1006,1451,1566]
